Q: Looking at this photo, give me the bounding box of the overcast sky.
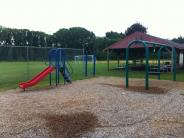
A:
[0,0,184,39]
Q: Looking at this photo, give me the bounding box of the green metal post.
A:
[157,47,162,80]
[172,48,176,81]
[145,44,149,90]
[125,48,129,88]
[49,73,52,86]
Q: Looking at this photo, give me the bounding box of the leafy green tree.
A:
[105,31,124,40]
[12,29,28,45]
[0,26,50,47]
[93,36,119,60]
[68,27,95,50]
[172,36,184,44]
[125,22,147,36]
[53,28,70,47]
[53,27,96,53]
[0,27,12,45]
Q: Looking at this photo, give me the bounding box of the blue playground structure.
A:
[19,48,96,90]
[48,48,72,86]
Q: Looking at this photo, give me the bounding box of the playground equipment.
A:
[19,48,72,89]
[48,48,72,85]
[125,40,177,90]
[19,48,96,90]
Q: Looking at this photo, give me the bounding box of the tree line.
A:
[0,23,183,60]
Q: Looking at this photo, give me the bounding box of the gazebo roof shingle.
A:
[104,32,184,50]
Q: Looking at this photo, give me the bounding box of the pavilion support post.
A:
[125,48,129,88]
[157,48,162,80]
[183,51,184,68]
[107,50,110,71]
[145,45,149,90]
[171,48,174,73]
[179,51,184,68]
[117,54,120,67]
[172,48,176,81]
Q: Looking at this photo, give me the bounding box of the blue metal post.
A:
[49,56,52,86]
[82,48,85,76]
[85,51,88,77]
[63,50,66,84]
[55,49,60,86]
[57,49,61,84]
[48,52,52,86]
[55,57,58,86]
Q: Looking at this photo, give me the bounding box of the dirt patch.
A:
[37,112,99,138]
[124,86,168,94]
[100,83,168,94]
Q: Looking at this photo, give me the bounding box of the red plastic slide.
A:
[19,66,55,89]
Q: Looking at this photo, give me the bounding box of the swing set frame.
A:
[125,40,177,90]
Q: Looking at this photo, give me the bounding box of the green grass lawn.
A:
[0,61,184,91]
